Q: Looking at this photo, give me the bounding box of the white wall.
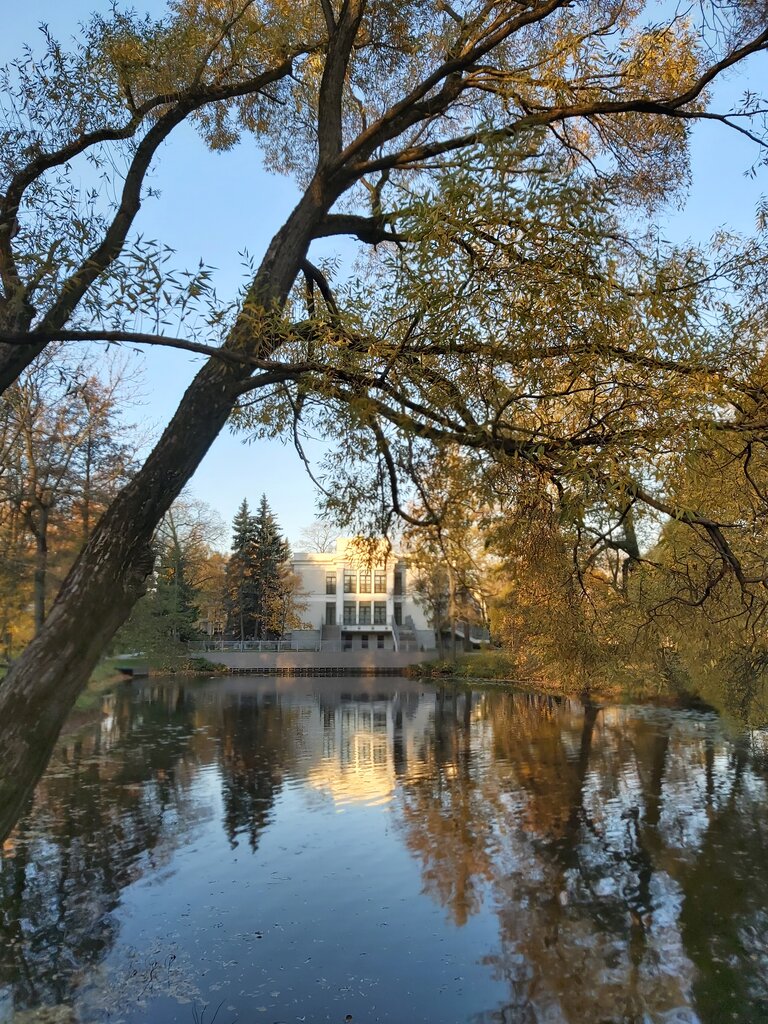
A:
[292,538,433,640]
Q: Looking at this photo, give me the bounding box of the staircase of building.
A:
[392,615,419,653]
[452,624,491,645]
[322,623,341,641]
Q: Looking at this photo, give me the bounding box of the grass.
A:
[73,657,131,710]
[411,649,640,702]
[72,652,225,715]
[415,650,525,682]
[142,653,228,675]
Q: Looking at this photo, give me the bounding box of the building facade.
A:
[292,538,435,652]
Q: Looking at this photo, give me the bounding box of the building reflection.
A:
[297,687,437,807]
[1,679,768,1023]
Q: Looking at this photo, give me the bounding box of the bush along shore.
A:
[408,649,725,713]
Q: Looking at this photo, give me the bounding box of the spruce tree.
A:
[113,533,201,652]
[251,495,290,640]
[225,498,257,640]
[154,535,200,644]
[224,496,294,640]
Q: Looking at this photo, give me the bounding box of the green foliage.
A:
[417,651,523,683]
[114,503,220,654]
[154,536,201,644]
[224,495,300,640]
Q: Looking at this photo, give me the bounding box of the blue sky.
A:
[3,2,766,547]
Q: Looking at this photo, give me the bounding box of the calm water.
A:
[1,677,768,1024]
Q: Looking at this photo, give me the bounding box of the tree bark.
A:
[32,505,49,634]
[33,512,47,630]
[462,618,472,653]
[0,177,334,842]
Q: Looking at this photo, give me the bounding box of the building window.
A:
[343,602,356,625]
[377,634,385,649]
[344,571,357,593]
[394,602,403,626]
[358,603,371,625]
[373,602,387,625]
[343,636,352,651]
[374,570,386,593]
[394,569,404,596]
[326,572,336,595]
[325,602,336,626]
[359,572,371,593]
[361,633,369,650]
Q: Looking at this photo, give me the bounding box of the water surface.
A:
[1,676,767,1023]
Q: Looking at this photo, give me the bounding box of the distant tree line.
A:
[0,356,305,658]
[0,353,136,660]
[114,493,306,656]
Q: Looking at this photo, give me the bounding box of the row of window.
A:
[343,634,386,650]
[325,602,404,626]
[326,601,388,625]
[325,570,404,595]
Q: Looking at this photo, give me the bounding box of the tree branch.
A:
[349,22,768,176]
[317,0,367,168]
[0,59,295,393]
[313,213,408,244]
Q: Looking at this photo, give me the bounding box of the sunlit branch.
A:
[350,20,768,177]
[335,0,573,170]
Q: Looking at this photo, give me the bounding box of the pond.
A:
[1,676,767,1024]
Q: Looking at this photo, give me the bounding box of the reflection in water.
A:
[1,678,767,1023]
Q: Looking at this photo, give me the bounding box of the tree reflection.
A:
[396,691,768,1024]
[217,692,300,849]
[0,680,328,1016]
[398,688,497,924]
[677,738,768,1023]
[0,684,205,1014]
[3,679,768,1024]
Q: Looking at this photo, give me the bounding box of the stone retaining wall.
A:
[196,649,434,672]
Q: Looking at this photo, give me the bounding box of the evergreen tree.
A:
[251,495,291,640]
[153,534,200,644]
[224,496,295,640]
[114,510,203,653]
[225,499,257,641]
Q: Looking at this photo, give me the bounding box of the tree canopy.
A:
[225,494,303,640]
[0,0,767,840]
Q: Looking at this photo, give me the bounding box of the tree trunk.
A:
[448,569,457,661]
[32,507,48,634]
[82,427,93,542]
[0,176,334,843]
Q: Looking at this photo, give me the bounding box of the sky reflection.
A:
[1,678,767,1024]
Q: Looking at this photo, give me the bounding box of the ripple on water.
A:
[2,680,768,1024]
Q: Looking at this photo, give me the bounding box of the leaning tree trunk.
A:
[0,355,239,842]
[0,180,332,843]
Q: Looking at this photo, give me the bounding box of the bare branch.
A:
[313,213,408,244]
[300,258,340,319]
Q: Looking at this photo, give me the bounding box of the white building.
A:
[292,538,436,652]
